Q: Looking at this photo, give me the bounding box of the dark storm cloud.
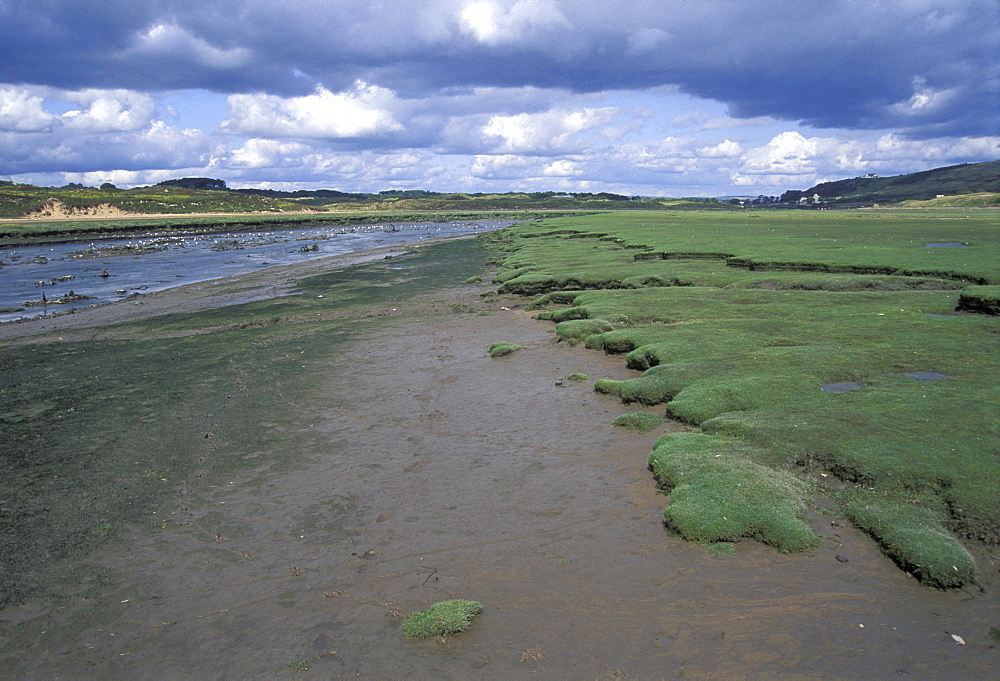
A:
[1,1,996,138]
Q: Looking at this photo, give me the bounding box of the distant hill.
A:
[780,161,1000,206]
[0,179,733,219]
[0,180,302,218]
[155,177,230,190]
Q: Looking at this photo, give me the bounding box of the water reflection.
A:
[0,220,513,322]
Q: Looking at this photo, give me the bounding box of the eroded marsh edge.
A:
[484,210,999,589]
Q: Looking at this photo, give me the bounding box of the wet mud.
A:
[1,250,998,679]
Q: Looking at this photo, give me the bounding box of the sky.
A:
[0,1,997,197]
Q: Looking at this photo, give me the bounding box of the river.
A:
[0,218,513,323]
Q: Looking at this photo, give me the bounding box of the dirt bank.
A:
[1,240,997,679]
[8,203,317,222]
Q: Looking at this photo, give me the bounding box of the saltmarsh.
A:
[491,209,999,588]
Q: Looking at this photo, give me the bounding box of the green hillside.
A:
[781,161,1000,206]
[0,178,732,219]
[0,181,302,218]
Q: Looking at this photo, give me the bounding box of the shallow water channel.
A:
[0,219,512,323]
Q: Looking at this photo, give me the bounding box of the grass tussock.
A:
[400,600,484,639]
[488,342,524,357]
[842,497,979,588]
[524,291,582,311]
[549,306,590,322]
[612,412,664,432]
[648,433,819,553]
[616,362,718,406]
[594,378,622,396]
[555,319,614,345]
[665,375,821,424]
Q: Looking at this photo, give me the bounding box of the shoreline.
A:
[0,235,472,341]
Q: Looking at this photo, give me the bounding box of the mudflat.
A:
[1,237,996,679]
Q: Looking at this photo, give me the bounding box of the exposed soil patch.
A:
[1,241,997,678]
[26,199,137,220]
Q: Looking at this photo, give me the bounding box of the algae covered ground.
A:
[491,208,999,588]
[0,238,491,609]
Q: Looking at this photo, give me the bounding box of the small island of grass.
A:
[400,599,484,639]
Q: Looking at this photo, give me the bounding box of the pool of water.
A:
[0,219,513,322]
[904,371,946,380]
[822,381,861,394]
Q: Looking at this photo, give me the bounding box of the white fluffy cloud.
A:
[129,23,253,69]
[222,82,404,139]
[0,85,156,136]
[230,139,311,168]
[731,131,1000,189]
[470,153,536,178]
[542,159,581,176]
[697,139,743,158]
[459,0,571,45]
[481,107,617,153]
[1,66,995,198]
[0,86,56,131]
[61,89,156,132]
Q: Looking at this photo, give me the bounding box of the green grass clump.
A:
[648,433,819,553]
[497,273,559,296]
[554,319,614,345]
[488,342,524,357]
[611,362,717,406]
[567,373,591,381]
[842,497,979,588]
[549,305,590,322]
[525,291,584,310]
[400,600,484,639]
[612,412,664,432]
[288,658,310,672]
[665,375,822,424]
[594,378,622,396]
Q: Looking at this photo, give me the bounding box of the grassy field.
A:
[490,208,999,588]
[0,183,301,218]
[897,192,1000,208]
